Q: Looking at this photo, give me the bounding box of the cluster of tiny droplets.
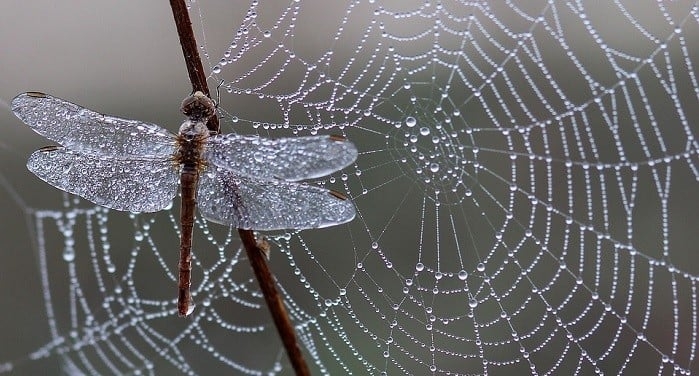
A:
[7,1,698,375]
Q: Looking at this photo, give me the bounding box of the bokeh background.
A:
[1,1,697,375]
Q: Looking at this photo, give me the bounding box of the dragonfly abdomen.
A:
[176,131,207,317]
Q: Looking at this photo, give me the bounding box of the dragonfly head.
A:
[181,91,216,122]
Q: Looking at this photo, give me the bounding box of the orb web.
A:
[1,1,698,375]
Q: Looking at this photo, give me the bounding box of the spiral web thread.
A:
[1,1,698,375]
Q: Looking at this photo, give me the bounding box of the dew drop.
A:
[405,116,417,127]
[63,248,75,262]
[185,304,195,316]
[429,163,440,172]
[415,262,424,271]
[419,127,430,136]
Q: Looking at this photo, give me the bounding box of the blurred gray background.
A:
[1,1,697,375]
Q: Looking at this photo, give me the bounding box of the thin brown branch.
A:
[168,1,311,374]
[169,0,220,134]
[239,229,312,376]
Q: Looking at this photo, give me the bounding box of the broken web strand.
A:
[1,1,698,375]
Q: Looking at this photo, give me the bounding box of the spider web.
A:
[1,0,698,375]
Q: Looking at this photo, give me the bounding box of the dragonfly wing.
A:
[198,166,356,230]
[205,134,357,181]
[12,92,175,158]
[28,147,179,212]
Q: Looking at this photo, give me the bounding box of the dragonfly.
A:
[11,91,357,316]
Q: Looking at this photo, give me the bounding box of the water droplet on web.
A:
[458,270,468,280]
[212,65,222,74]
[429,163,439,172]
[419,127,430,136]
[405,116,417,127]
[63,248,75,262]
[415,262,424,271]
[469,298,478,308]
[476,263,485,272]
[263,30,271,37]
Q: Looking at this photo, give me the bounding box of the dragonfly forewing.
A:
[205,134,358,181]
[28,147,179,212]
[198,166,356,230]
[12,92,175,158]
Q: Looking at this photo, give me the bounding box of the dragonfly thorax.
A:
[178,120,208,141]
